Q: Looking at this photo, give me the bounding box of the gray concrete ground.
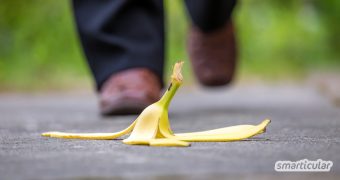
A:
[0,85,339,179]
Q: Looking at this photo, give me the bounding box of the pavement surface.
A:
[0,85,339,179]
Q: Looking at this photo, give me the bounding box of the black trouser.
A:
[72,0,237,90]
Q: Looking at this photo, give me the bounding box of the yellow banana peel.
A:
[42,61,271,147]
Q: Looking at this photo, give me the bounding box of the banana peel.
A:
[42,61,271,147]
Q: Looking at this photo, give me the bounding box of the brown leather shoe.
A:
[187,21,237,86]
[99,68,161,115]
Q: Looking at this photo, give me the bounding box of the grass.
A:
[0,0,339,91]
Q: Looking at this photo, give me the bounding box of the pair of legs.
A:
[73,0,237,115]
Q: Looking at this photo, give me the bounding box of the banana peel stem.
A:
[41,62,271,147]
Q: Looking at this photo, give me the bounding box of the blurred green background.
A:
[0,0,339,91]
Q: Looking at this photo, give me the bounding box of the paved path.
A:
[1,85,339,179]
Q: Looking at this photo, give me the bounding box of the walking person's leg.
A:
[185,0,238,86]
[72,0,164,115]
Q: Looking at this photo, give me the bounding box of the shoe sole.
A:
[101,98,150,116]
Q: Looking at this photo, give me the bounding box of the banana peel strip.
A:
[42,61,271,147]
[42,121,136,140]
